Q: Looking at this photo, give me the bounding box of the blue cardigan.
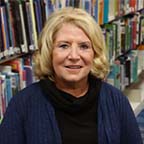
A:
[0,81,142,144]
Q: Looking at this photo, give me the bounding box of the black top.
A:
[40,75,102,144]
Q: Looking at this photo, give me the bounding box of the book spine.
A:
[25,2,35,51]
[0,75,7,118]
[0,6,10,57]
[29,0,38,50]
[0,8,4,59]
[19,3,28,53]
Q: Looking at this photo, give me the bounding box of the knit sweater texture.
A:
[0,81,143,144]
[39,77,101,144]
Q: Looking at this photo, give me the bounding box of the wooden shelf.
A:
[124,70,144,116]
[0,52,34,64]
[0,54,24,64]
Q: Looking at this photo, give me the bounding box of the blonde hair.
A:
[33,7,110,80]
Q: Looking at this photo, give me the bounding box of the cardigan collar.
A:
[39,75,102,114]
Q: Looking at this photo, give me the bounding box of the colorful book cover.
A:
[9,0,24,54]
[107,63,121,89]
[24,65,33,86]
[0,6,10,57]
[19,2,28,53]
[4,1,15,55]
[98,0,104,25]
[129,0,136,12]
[0,9,4,59]
[108,0,115,21]
[25,2,35,51]
[40,0,46,26]
[0,74,7,117]
[103,0,109,24]
[7,0,17,54]
[3,58,25,89]
[84,0,91,14]
[93,0,98,22]
[0,77,3,120]
[33,0,43,35]
[29,0,38,50]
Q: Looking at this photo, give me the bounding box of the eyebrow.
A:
[54,40,92,48]
[54,41,70,44]
[78,41,92,46]
[78,41,91,44]
[55,40,91,44]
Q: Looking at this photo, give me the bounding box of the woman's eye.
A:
[80,44,89,49]
[59,44,69,49]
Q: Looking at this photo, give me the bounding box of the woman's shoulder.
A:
[4,81,47,118]
[17,81,41,95]
[101,81,124,95]
[100,81,127,103]
[99,81,132,116]
[14,81,41,98]
[8,81,43,108]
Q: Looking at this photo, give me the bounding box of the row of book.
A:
[107,50,140,91]
[0,0,144,60]
[0,49,143,120]
[0,57,35,121]
[1,0,144,121]
[108,0,144,22]
[103,10,144,65]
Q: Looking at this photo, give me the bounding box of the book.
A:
[18,0,28,53]
[4,1,14,56]
[40,0,46,26]
[98,0,104,25]
[107,63,121,89]
[7,0,17,55]
[3,58,25,89]
[92,0,98,22]
[25,2,35,51]
[0,77,2,120]
[104,23,118,59]
[84,0,91,14]
[0,65,20,100]
[138,15,144,45]
[0,9,4,59]
[0,6,10,57]
[29,0,38,50]
[33,0,43,35]
[24,65,33,86]
[129,0,136,12]
[9,0,24,53]
[120,64,126,90]
[108,0,115,21]
[0,74,7,118]
[103,0,109,24]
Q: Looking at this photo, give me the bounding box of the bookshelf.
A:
[0,53,27,64]
[0,0,144,120]
[123,70,144,116]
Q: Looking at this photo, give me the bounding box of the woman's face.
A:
[52,23,94,85]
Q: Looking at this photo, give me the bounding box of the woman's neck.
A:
[55,79,89,98]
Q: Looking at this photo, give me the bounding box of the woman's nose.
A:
[68,46,80,60]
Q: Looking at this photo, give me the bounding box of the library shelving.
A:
[0,0,144,121]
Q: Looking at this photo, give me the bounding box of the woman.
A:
[0,7,142,144]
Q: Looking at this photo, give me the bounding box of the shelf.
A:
[0,54,24,64]
[130,101,144,116]
[124,88,144,116]
[0,52,34,64]
[124,70,144,116]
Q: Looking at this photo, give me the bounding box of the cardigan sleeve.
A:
[99,82,143,144]
[0,95,25,144]
[120,95,143,144]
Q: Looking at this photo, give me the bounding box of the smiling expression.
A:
[52,23,94,86]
